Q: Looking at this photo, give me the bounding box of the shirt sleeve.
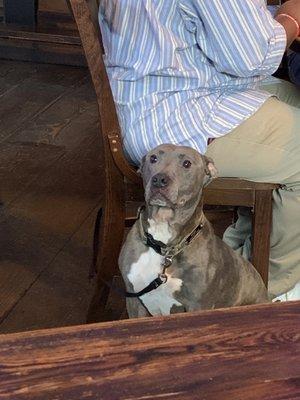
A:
[189,0,287,77]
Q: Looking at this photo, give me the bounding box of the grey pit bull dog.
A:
[119,144,268,318]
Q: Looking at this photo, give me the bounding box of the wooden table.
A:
[0,301,299,399]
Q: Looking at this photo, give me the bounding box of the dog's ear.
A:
[202,155,218,187]
[137,155,146,175]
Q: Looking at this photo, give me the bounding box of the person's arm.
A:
[275,0,300,47]
[190,0,287,77]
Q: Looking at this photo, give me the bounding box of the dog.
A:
[119,144,268,318]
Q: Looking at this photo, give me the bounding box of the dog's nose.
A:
[151,173,170,188]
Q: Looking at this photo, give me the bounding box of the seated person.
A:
[99,0,300,300]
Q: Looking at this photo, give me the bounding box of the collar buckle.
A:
[159,273,168,284]
[163,256,173,267]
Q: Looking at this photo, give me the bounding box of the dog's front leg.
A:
[126,298,151,318]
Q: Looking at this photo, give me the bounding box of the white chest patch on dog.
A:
[147,219,172,244]
[127,248,183,316]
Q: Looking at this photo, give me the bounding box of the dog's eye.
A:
[150,154,158,164]
[183,160,192,169]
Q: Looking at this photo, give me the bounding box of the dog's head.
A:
[140,144,217,210]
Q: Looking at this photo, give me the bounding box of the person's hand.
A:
[275,0,300,47]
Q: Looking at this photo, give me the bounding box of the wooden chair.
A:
[69,0,280,322]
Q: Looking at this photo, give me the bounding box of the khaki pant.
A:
[206,79,300,299]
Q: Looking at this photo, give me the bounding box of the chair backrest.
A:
[69,0,140,183]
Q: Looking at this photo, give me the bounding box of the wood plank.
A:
[0,72,96,206]
[0,61,101,328]
[0,301,299,400]
[252,190,274,285]
[0,59,15,76]
[0,206,98,333]
[39,0,69,13]
[0,37,86,66]
[204,188,255,207]
[0,77,97,207]
[0,130,102,325]
[10,77,97,149]
[0,29,81,45]
[0,60,39,97]
[0,63,87,142]
[0,8,78,37]
[207,178,280,191]
[0,142,65,205]
[204,179,280,207]
[125,178,280,208]
[0,8,84,67]
[37,10,78,37]
[0,115,102,317]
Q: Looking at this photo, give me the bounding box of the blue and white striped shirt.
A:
[99,0,286,164]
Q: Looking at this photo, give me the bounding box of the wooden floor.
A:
[0,59,233,335]
[0,60,102,334]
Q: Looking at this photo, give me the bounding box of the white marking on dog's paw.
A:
[140,276,183,316]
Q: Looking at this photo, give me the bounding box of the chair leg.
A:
[87,202,125,322]
[251,190,273,287]
[86,157,125,323]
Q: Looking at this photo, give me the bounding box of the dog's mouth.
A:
[147,183,191,209]
[148,192,189,210]
[149,191,173,208]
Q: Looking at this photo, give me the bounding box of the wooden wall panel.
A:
[39,0,69,13]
